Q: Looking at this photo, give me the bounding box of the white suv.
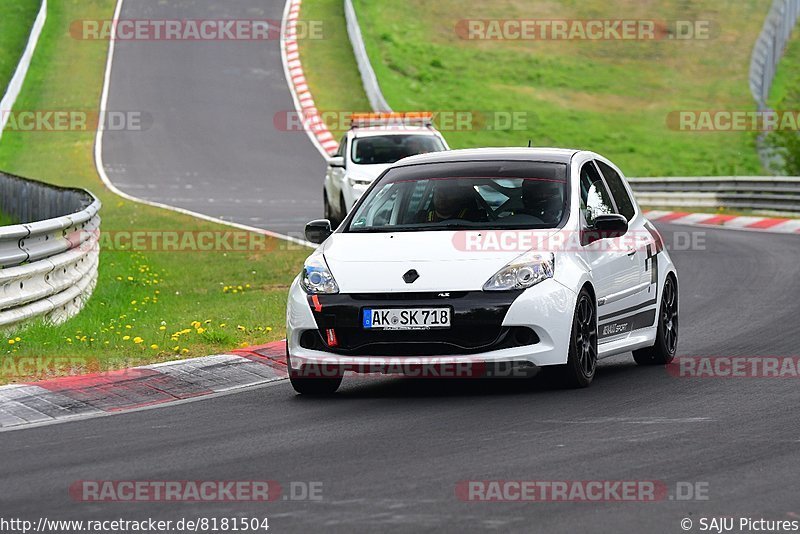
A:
[323,114,449,226]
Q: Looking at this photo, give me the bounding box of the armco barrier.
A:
[0,171,100,329]
[749,0,800,171]
[344,0,392,112]
[628,176,800,214]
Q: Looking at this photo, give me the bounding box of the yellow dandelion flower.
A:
[123,335,131,341]
[133,337,143,344]
[150,344,158,350]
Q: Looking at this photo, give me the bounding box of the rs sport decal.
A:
[598,309,656,340]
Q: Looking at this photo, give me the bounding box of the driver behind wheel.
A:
[423,183,485,223]
[521,180,564,224]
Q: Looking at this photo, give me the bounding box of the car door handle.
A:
[626,248,636,257]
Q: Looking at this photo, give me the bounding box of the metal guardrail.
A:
[0,171,101,329]
[750,0,800,109]
[749,0,800,171]
[629,176,800,214]
[344,0,392,112]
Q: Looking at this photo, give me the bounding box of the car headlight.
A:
[300,254,339,294]
[348,176,371,187]
[483,252,555,291]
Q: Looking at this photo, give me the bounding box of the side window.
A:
[351,183,397,228]
[335,136,347,158]
[597,160,635,221]
[579,162,614,225]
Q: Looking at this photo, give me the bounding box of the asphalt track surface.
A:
[2,224,800,532]
[4,0,800,532]
[101,0,325,237]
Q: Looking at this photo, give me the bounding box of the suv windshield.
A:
[346,160,568,232]
[351,135,445,165]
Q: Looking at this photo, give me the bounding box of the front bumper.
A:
[286,277,577,372]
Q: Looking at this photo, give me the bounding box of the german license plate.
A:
[362,308,451,330]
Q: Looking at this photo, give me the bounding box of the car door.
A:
[578,160,643,339]
[325,135,347,208]
[594,159,657,334]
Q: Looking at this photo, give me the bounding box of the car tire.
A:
[633,276,678,366]
[287,349,343,395]
[555,288,597,388]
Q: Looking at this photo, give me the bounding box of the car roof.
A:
[349,127,443,139]
[392,147,580,166]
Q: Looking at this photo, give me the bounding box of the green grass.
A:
[298,0,372,139]
[304,0,769,177]
[764,29,800,175]
[0,0,309,383]
[767,30,800,109]
[0,210,17,225]
[0,0,40,95]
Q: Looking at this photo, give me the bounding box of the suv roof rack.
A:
[350,112,434,129]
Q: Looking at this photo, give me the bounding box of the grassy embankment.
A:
[305,0,771,177]
[0,0,309,382]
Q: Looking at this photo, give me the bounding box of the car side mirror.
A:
[583,214,628,244]
[328,156,345,168]
[305,219,333,244]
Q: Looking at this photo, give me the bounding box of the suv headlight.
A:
[348,176,371,187]
[300,254,339,294]
[483,252,555,291]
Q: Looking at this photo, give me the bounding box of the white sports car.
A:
[323,114,449,226]
[288,148,678,394]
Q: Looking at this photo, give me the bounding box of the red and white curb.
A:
[282,0,339,157]
[645,210,800,234]
[0,342,288,431]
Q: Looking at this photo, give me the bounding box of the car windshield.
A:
[346,160,568,232]
[351,134,446,165]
